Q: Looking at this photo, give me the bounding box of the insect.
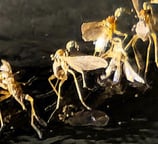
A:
[125,0,158,78]
[65,40,79,55]
[48,48,108,122]
[101,37,145,84]
[0,59,47,139]
[51,40,80,88]
[81,7,128,56]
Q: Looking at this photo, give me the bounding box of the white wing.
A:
[62,56,108,72]
[113,66,121,83]
[123,61,145,83]
[81,21,107,41]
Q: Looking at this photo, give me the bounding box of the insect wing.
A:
[105,58,116,78]
[62,56,107,72]
[81,21,106,41]
[123,61,145,83]
[0,59,12,73]
[113,66,121,83]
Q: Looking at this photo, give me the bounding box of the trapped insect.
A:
[0,59,47,139]
[81,7,128,56]
[101,37,145,84]
[125,0,158,78]
[48,47,108,122]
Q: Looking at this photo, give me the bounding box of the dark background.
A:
[0,0,134,67]
[0,0,158,143]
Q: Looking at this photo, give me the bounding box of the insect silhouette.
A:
[48,46,108,122]
[0,59,47,139]
[81,7,128,56]
[101,37,145,84]
[125,0,158,78]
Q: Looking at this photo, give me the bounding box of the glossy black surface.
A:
[0,0,158,143]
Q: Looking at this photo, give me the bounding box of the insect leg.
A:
[125,34,143,72]
[124,35,136,50]
[48,74,59,97]
[24,94,47,139]
[14,94,26,111]
[114,30,128,42]
[48,76,67,123]
[0,92,11,102]
[69,68,88,89]
[93,50,97,56]
[48,75,63,122]
[68,69,91,110]
[144,36,152,79]
[81,71,87,88]
[151,32,158,67]
[0,110,3,131]
[54,79,59,88]
[132,36,144,73]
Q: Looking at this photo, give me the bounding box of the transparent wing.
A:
[0,59,13,73]
[113,66,121,83]
[105,58,116,78]
[62,56,107,72]
[81,21,107,41]
[123,61,145,83]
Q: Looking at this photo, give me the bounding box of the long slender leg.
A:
[0,92,11,102]
[54,79,59,88]
[114,30,128,42]
[80,71,87,88]
[25,94,47,139]
[132,35,144,73]
[151,32,158,67]
[144,36,152,78]
[0,92,11,131]
[21,76,37,86]
[80,70,93,90]
[48,74,59,97]
[93,50,97,56]
[57,77,67,109]
[14,94,26,111]
[0,110,3,131]
[47,76,67,123]
[124,35,136,50]
[47,74,62,123]
[124,34,143,73]
[68,69,91,110]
